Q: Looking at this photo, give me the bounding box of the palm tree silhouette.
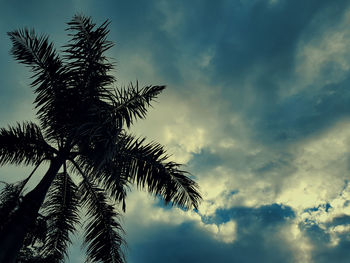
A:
[0,15,201,263]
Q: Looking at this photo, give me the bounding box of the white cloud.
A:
[277,120,350,213]
[123,187,238,244]
[130,85,226,163]
[284,221,314,263]
[216,220,237,243]
[292,9,350,96]
[127,79,350,256]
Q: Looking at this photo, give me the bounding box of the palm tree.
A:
[0,15,201,263]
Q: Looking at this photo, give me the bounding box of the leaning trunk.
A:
[0,156,64,263]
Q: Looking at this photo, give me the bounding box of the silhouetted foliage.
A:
[0,15,201,263]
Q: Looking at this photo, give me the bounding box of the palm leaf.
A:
[0,180,25,230]
[78,173,125,263]
[22,214,47,248]
[41,170,80,262]
[64,15,114,101]
[113,134,201,210]
[17,214,49,263]
[61,15,118,151]
[74,153,130,212]
[0,122,54,166]
[112,83,165,128]
[7,29,69,140]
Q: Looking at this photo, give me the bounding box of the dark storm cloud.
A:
[299,215,350,263]
[214,203,295,228]
[188,144,297,182]
[83,0,184,84]
[208,0,347,83]
[197,0,350,144]
[255,75,350,143]
[300,223,331,244]
[86,0,349,90]
[304,203,331,214]
[127,204,296,263]
[328,214,350,227]
[3,0,349,139]
[188,149,224,171]
[89,0,350,147]
[313,239,350,263]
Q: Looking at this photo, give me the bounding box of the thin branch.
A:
[18,159,44,195]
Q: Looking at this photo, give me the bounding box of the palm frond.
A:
[0,122,54,165]
[64,14,115,101]
[22,214,47,248]
[74,154,130,212]
[115,134,201,210]
[7,29,69,140]
[0,180,25,230]
[73,83,165,157]
[61,14,120,150]
[77,170,125,263]
[71,100,121,157]
[0,160,43,233]
[41,170,80,262]
[17,247,49,263]
[112,83,165,128]
[17,216,50,263]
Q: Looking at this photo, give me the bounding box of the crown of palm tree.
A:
[0,15,201,263]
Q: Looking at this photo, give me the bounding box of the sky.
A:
[1,0,350,262]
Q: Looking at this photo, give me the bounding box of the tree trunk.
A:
[0,156,64,263]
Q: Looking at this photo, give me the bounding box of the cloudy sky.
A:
[1,0,350,262]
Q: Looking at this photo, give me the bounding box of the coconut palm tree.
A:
[0,15,201,263]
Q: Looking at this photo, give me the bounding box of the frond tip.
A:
[162,162,202,210]
[113,83,166,127]
[79,178,125,263]
[0,122,54,165]
[116,135,202,210]
[7,29,68,139]
[41,171,80,261]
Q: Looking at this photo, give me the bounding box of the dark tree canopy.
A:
[0,15,201,263]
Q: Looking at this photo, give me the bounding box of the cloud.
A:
[125,202,296,263]
[277,121,350,210]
